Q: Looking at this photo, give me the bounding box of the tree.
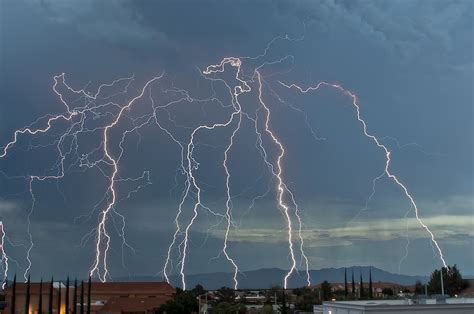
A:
[213,302,232,314]
[191,284,205,297]
[11,274,16,314]
[261,304,274,314]
[382,288,393,296]
[25,275,31,314]
[234,303,247,314]
[48,277,53,314]
[344,268,348,298]
[293,287,317,311]
[351,271,355,298]
[415,281,424,295]
[360,273,364,299]
[38,279,43,314]
[72,279,77,314]
[86,277,91,314]
[80,281,84,314]
[156,289,198,314]
[215,286,236,304]
[321,281,332,301]
[65,277,69,314]
[427,265,467,296]
[278,290,290,314]
[369,269,373,299]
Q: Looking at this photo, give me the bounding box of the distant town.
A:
[1,265,473,314]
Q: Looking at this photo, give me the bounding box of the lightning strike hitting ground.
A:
[0,30,449,289]
[279,80,448,269]
[165,52,313,289]
[170,57,247,290]
[255,71,309,288]
[0,222,9,289]
[0,73,160,282]
[89,74,164,282]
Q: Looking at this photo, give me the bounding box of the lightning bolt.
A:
[24,177,35,281]
[1,72,161,281]
[163,28,311,289]
[398,204,414,273]
[0,221,9,289]
[251,71,310,288]
[255,78,292,285]
[164,53,311,289]
[279,80,448,268]
[156,80,237,287]
[89,74,164,281]
[0,24,448,290]
[170,58,246,290]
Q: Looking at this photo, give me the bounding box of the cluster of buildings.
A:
[0,279,473,314]
[309,281,415,299]
[1,281,175,314]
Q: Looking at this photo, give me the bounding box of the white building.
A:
[322,298,474,314]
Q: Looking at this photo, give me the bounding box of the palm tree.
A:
[38,279,43,314]
[25,275,31,314]
[48,277,53,314]
[10,274,16,314]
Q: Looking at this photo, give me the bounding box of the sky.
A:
[0,0,472,286]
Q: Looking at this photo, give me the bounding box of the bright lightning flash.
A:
[279,80,448,269]
[0,221,9,289]
[0,30,448,290]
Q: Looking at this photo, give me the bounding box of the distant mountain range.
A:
[120,266,428,290]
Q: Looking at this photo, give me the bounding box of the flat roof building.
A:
[322,298,474,314]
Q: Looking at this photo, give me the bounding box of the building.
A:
[3,281,64,314]
[310,282,415,298]
[3,281,175,314]
[321,298,474,314]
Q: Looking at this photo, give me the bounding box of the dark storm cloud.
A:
[0,0,472,281]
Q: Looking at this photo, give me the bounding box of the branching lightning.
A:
[0,222,9,289]
[89,74,164,282]
[0,28,449,289]
[279,80,448,268]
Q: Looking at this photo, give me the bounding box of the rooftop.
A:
[323,298,474,311]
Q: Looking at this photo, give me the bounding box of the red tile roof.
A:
[4,282,55,294]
